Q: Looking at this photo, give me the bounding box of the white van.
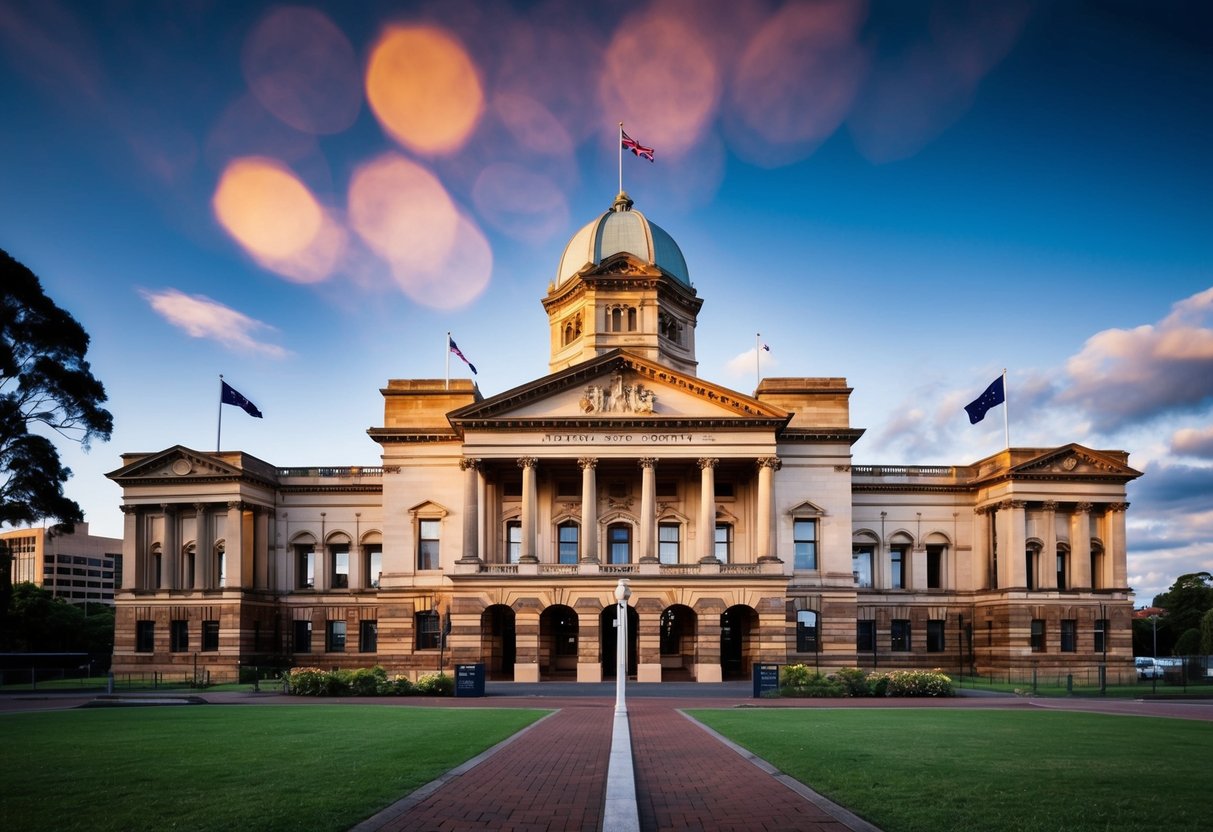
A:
[1135,657,1163,679]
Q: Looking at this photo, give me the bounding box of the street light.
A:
[1148,613,1160,693]
[614,579,631,714]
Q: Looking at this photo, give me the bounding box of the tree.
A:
[0,248,113,619]
[1152,572,1213,656]
[1201,608,1213,657]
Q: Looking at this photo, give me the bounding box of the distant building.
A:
[106,192,1141,682]
[1,523,122,606]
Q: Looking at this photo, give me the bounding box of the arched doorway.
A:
[720,605,758,680]
[660,605,697,681]
[480,605,516,680]
[539,605,578,679]
[600,604,639,678]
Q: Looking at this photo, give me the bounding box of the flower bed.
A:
[286,666,453,696]
[780,665,954,697]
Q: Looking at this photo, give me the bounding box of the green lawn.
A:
[0,705,547,832]
[690,708,1213,832]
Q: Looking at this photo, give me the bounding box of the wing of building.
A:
[106,191,1141,683]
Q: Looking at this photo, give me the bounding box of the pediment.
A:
[449,350,789,427]
[107,446,246,484]
[786,499,827,517]
[1010,445,1142,480]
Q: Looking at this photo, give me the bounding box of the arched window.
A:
[626,306,637,331]
[1056,544,1069,590]
[609,307,623,332]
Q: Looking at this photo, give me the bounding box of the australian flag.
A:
[221,380,263,418]
[964,375,1005,424]
[449,337,477,374]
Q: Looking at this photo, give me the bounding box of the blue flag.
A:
[221,380,263,418]
[964,376,1005,424]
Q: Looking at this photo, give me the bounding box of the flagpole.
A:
[445,332,451,390]
[755,333,761,393]
[1002,368,1010,450]
[618,122,624,194]
[216,374,224,453]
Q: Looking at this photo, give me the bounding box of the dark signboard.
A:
[455,663,485,697]
[753,663,780,698]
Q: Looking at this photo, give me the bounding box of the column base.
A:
[695,664,723,683]
[577,663,603,683]
[637,663,662,683]
[514,663,540,683]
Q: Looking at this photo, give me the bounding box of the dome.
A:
[555,192,690,288]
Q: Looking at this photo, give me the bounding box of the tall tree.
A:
[1152,571,1213,650]
[0,248,113,617]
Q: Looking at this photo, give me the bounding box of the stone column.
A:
[638,458,657,562]
[1070,503,1092,589]
[579,457,599,562]
[1040,501,1058,589]
[226,501,244,589]
[120,505,138,591]
[194,503,210,589]
[1107,502,1129,589]
[756,457,781,561]
[161,504,177,590]
[697,458,718,563]
[974,506,992,589]
[519,457,539,563]
[458,458,482,563]
[255,507,270,590]
[1000,500,1027,589]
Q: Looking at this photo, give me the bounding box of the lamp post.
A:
[614,579,631,714]
[1148,613,1160,694]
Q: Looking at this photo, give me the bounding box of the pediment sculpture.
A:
[580,370,656,414]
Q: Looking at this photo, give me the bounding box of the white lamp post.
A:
[614,578,631,714]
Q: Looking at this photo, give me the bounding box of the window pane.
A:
[927,620,945,652]
[853,547,873,588]
[416,612,440,649]
[609,525,631,564]
[507,521,522,564]
[419,520,440,569]
[856,620,875,653]
[558,523,579,565]
[367,547,382,588]
[793,519,817,570]
[714,524,731,562]
[360,620,378,653]
[891,620,911,652]
[332,547,349,588]
[926,546,943,589]
[293,620,312,653]
[890,547,905,589]
[796,610,819,652]
[202,620,219,652]
[658,523,679,564]
[327,620,346,652]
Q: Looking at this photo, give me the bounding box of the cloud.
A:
[1171,424,1213,459]
[141,289,289,358]
[724,346,775,382]
[1056,287,1213,432]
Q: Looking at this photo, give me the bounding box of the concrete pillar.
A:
[226,501,244,589]
[579,458,598,563]
[519,457,538,563]
[194,503,210,589]
[1108,502,1129,588]
[459,458,482,563]
[120,505,138,590]
[974,506,993,589]
[160,504,176,590]
[1039,501,1058,589]
[638,458,657,562]
[1001,500,1027,589]
[1070,503,1092,589]
[756,457,780,561]
[697,458,718,563]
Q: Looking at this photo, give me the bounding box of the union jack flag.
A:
[621,129,654,162]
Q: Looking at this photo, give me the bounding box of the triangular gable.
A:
[785,499,828,517]
[448,349,789,428]
[106,445,249,484]
[1011,444,1142,480]
[408,500,449,518]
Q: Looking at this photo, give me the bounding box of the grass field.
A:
[690,708,1213,832]
[0,705,547,832]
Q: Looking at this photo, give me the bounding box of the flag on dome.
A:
[964,375,1005,424]
[621,129,654,162]
[220,380,263,418]
[449,336,477,374]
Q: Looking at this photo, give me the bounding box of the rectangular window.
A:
[506,521,521,564]
[415,611,440,650]
[926,545,943,589]
[927,620,945,653]
[1094,618,1108,654]
[1030,619,1046,653]
[558,523,579,565]
[297,546,315,589]
[1060,619,1077,653]
[714,523,732,562]
[293,620,312,653]
[857,620,875,653]
[793,519,817,570]
[216,550,226,588]
[331,546,350,588]
[891,619,911,652]
[326,620,347,652]
[608,524,631,564]
[852,546,873,588]
[418,519,440,570]
[136,620,155,652]
[1056,551,1068,590]
[658,523,680,564]
[796,610,819,653]
[201,620,219,652]
[890,546,907,589]
[366,545,383,589]
[360,620,378,653]
[170,620,188,653]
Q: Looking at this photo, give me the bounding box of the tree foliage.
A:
[1,248,113,617]
[2,582,114,659]
[1153,572,1213,633]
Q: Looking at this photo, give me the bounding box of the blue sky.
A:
[1,0,1210,605]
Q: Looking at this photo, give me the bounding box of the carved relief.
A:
[580,370,656,414]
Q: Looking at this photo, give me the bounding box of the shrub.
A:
[882,669,954,697]
[348,666,387,696]
[832,667,871,697]
[287,667,327,696]
[392,674,414,696]
[414,672,454,696]
[780,664,847,697]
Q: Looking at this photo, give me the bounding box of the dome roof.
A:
[555,192,690,288]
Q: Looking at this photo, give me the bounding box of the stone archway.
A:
[720,605,759,680]
[539,604,578,679]
[660,605,697,681]
[600,604,639,679]
[480,604,516,680]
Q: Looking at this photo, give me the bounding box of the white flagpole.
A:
[618,122,624,194]
[216,374,224,452]
[445,332,451,390]
[755,333,761,392]
[1003,368,1010,449]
